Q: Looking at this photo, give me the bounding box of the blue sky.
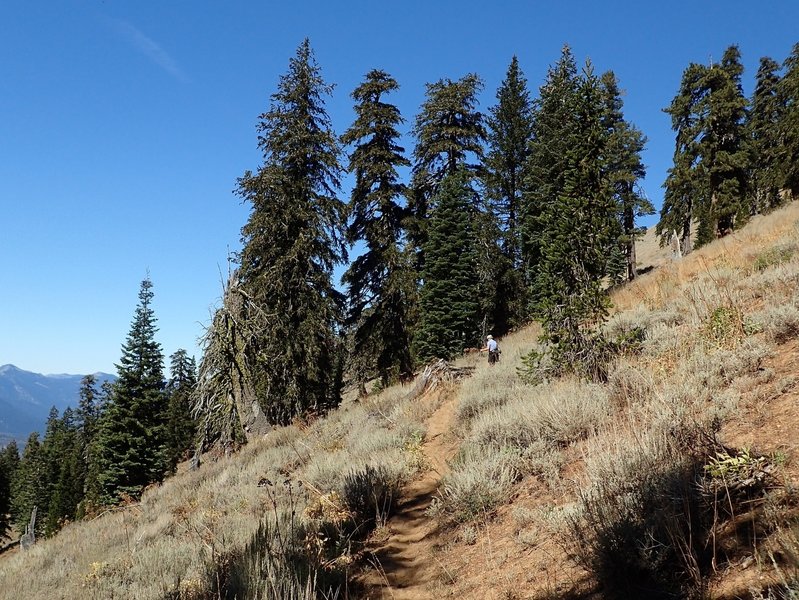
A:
[1,1,797,375]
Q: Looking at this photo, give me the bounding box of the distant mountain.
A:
[0,364,116,444]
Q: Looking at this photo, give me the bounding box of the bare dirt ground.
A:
[356,385,461,599]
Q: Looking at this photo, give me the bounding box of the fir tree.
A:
[703,45,749,238]
[413,168,481,362]
[524,59,618,380]
[523,45,581,306]
[599,70,652,281]
[748,56,785,212]
[94,278,168,503]
[484,56,534,329]
[408,73,485,270]
[341,69,414,389]
[166,349,198,469]
[0,441,20,540]
[10,432,49,535]
[779,43,799,198]
[236,39,346,424]
[658,63,708,254]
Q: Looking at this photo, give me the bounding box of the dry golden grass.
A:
[3,202,799,599]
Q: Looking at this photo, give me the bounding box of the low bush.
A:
[438,446,520,523]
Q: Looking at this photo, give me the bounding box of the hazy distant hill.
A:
[0,364,116,445]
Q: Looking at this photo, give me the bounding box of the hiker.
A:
[480,334,500,365]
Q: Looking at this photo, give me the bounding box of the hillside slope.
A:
[1,203,798,599]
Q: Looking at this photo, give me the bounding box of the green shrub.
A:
[754,243,796,272]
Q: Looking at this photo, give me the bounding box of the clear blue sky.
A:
[1,1,796,376]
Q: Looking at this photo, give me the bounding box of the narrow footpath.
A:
[356,386,461,599]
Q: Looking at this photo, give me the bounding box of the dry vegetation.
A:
[2,203,799,599]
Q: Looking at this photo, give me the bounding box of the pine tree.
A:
[408,73,485,271]
[779,43,799,198]
[10,432,49,535]
[525,60,618,380]
[523,45,581,306]
[484,56,534,329]
[341,70,415,389]
[748,56,785,212]
[703,45,749,237]
[0,441,20,540]
[599,71,652,281]
[236,39,346,425]
[659,47,749,249]
[94,278,168,503]
[166,349,198,469]
[658,63,708,254]
[413,168,481,362]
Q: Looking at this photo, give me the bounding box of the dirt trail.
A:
[357,386,460,599]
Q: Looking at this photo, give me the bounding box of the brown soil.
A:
[356,385,460,599]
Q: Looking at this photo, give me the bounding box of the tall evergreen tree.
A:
[408,74,485,270]
[748,56,785,212]
[94,278,168,503]
[10,432,49,535]
[523,45,581,306]
[413,168,481,362]
[341,69,414,389]
[658,63,709,254]
[703,45,749,239]
[659,47,749,250]
[484,56,534,329]
[165,349,198,469]
[0,441,20,540]
[779,43,799,198]
[599,71,652,281]
[523,58,618,380]
[236,39,346,424]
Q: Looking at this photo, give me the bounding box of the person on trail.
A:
[480,334,500,365]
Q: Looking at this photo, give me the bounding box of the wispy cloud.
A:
[111,19,188,83]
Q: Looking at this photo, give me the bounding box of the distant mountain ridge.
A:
[0,364,116,445]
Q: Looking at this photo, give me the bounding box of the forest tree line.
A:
[2,38,799,539]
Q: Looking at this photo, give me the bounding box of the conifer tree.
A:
[10,432,49,535]
[523,57,618,380]
[166,349,197,469]
[94,278,168,503]
[523,46,581,306]
[413,168,481,362]
[658,63,709,254]
[599,71,652,281]
[341,69,414,388]
[748,56,785,212]
[408,74,485,270]
[484,56,534,329]
[703,46,749,239]
[779,43,799,198]
[0,441,20,540]
[236,39,346,424]
[659,47,749,249]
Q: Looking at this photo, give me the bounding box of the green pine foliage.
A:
[780,43,799,198]
[236,39,346,425]
[660,46,750,251]
[413,168,481,362]
[523,46,582,309]
[10,432,49,536]
[166,349,198,470]
[484,56,534,330]
[408,73,486,272]
[748,56,785,212]
[94,278,169,503]
[599,71,652,282]
[0,441,20,540]
[341,69,415,389]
